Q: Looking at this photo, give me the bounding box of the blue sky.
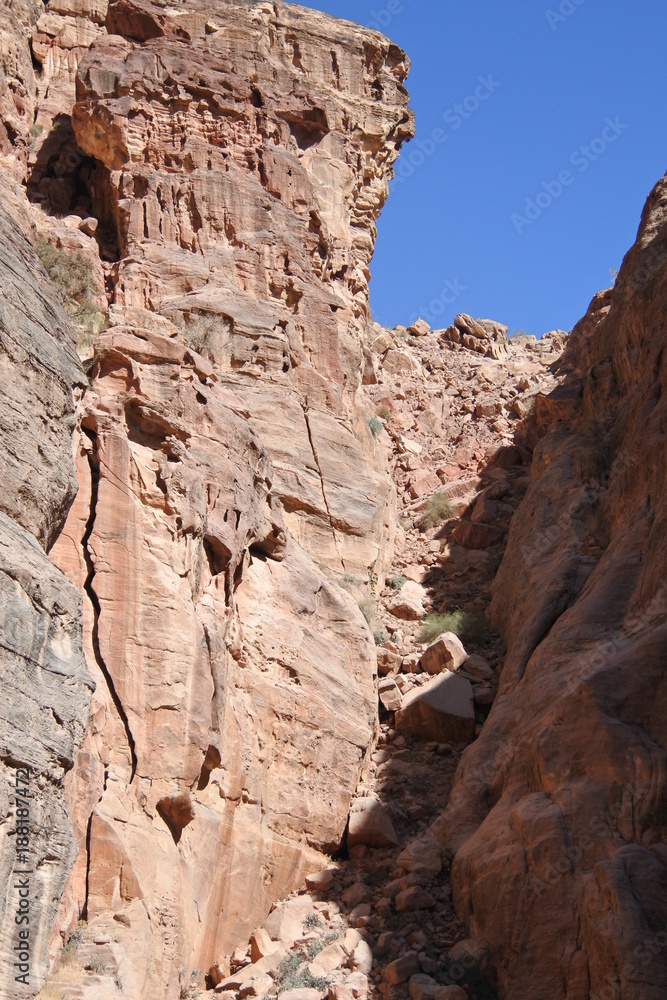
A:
[299,0,667,336]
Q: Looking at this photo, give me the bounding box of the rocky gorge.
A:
[0,2,665,999]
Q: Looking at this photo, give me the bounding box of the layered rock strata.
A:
[49,322,378,997]
[0,176,93,998]
[68,0,414,576]
[36,1,415,994]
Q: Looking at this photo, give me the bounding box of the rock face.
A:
[49,323,378,996]
[68,0,413,577]
[432,175,667,999]
[0,176,93,997]
[22,2,415,993]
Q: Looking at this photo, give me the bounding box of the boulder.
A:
[408,974,439,1000]
[347,795,399,849]
[462,654,495,680]
[384,953,420,984]
[387,581,427,620]
[420,633,468,675]
[383,349,420,374]
[396,672,475,743]
[395,887,436,912]
[379,677,403,712]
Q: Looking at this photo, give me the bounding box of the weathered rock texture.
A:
[0,174,92,998]
[432,175,667,999]
[35,2,415,993]
[50,322,377,998]
[66,0,413,576]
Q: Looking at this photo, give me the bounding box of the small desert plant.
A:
[181,314,218,357]
[342,573,362,589]
[358,598,377,624]
[377,405,392,420]
[180,968,204,1000]
[390,575,407,590]
[417,609,486,646]
[369,416,383,437]
[29,122,44,138]
[35,240,106,353]
[85,957,109,975]
[276,953,328,994]
[373,628,390,646]
[303,913,323,930]
[420,493,454,530]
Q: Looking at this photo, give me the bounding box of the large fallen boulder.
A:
[420,633,468,675]
[347,795,399,849]
[396,672,475,743]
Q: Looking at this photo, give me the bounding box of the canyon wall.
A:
[434,175,667,999]
[0,176,93,997]
[37,1,414,996]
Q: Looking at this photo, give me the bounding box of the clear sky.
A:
[297,0,667,336]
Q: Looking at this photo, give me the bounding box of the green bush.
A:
[376,405,392,420]
[373,628,390,646]
[35,239,106,353]
[417,609,486,646]
[369,416,383,437]
[420,493,454,530]
[390,575,407,590]
[303,913,323,930]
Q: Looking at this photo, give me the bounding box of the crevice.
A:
[81,810,93,922]
[81,426,138,782]
[301,401,345,570]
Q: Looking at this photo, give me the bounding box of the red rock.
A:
[396,672,475,743]
[383,953,420,984]
[395,887,437,912]
[420,634,468,675]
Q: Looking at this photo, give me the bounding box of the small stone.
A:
[250,928,274,963]
[379,677,403,712]
[347,795,399,849]
[349,903,371,923]
[342,882,372,907]
[306,870,335,891]
[240,974,274,997]
[346,971,369,998]
[387,581,427,621]
[352,939,373,975]
[408,319,430,337]
[280,991,324,1000]
[384,953,420,985]
[308,943,346,977]
[462,654,495,680]
[79,216,98,236]
[395,887,436,912]
[433,988,467,1000]
[408,974,438,1000]
[420,634,467,675]
[396,840,442,879]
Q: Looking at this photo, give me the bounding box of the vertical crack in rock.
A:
[81,427,138,782]
[81,810,94,922]
[302,401,345,570]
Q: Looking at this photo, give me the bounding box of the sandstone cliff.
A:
[0,1,665,998]
[432,175,667,999]
[33,1,415,995]
[0,175,93,997]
